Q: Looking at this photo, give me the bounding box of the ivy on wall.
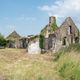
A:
[39,34,44,49]
[39,20,58,50]
[51,20,58,31]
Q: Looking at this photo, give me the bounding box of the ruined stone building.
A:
[6,31,21,48]
[6,31,28,48]
[40,16,79,52]
[19,38,28,48]
[6,16,79,53]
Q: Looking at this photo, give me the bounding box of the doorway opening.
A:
[62,37,66,45]
[75,37,79,43]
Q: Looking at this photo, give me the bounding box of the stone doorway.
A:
[62,37,66,45]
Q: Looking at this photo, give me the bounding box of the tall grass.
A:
[55,43,80,80]
[54,43,80,61]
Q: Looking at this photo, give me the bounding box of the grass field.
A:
[0,48,59,80]
[0,44,80,80]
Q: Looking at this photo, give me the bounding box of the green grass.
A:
[55,44,80,80]
[54,43,80,61]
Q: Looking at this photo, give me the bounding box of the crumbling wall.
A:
[28,40,41,54]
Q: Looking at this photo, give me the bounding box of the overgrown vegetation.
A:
[29,35,39,40]
[51,20,58,31]
[54,43,80,80]
[40,25,48,36]
[39,34,44,49]
[0,33,7,47]
[40,20,58,36]
[54,43,80,61]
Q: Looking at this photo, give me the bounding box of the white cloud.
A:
[38,0,80,17]
[38,0,80,27]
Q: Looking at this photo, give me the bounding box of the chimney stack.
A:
[49,16,56,25]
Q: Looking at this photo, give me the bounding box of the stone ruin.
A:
[27,35,41,54]
[41,16,79,53]
[6,16,79,54]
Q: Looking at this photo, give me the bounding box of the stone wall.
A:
[19,38,28,48]
[28,39,41,54]
[55,17,79,45]
[43,17,79,53]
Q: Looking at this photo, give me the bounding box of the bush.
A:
[0,33,7,47]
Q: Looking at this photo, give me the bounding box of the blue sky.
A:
[0,0,80,37]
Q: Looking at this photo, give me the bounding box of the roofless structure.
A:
[6,31,21,48]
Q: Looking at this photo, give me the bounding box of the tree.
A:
[0,33,7,47]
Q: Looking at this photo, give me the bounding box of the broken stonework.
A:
[41,16,79,53]
[28,39,41,54]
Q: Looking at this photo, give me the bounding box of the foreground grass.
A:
[55,44,80,80]
[0,44,80,80]
[0,48,59,80]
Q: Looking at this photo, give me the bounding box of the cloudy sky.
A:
[0,0,80,37]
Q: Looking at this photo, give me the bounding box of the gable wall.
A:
[57,19,79,45]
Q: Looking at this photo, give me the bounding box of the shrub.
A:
[0,33,7,47]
